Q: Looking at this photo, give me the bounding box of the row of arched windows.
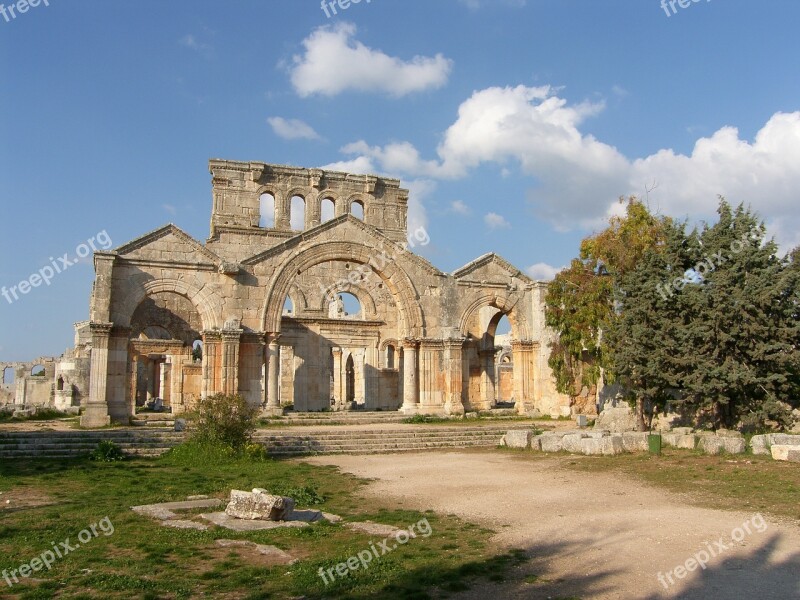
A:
[259,194,364,230]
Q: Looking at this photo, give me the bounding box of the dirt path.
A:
[304,451,800,599]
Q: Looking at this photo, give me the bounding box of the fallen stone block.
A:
[161,520,208,531]
[201,512,308,531]
[503,429,533,449]
[716,429,744,438]
[621,432,649,452]
[672,427,694,435]
[770,434,800,447]
[225,489,295,521]
[750,435,770,455]
[674,434,698,450]
[585,431,610,439]
[581,436,624,456]
[215,539,296,565]
[131,498,222,521]
[345,521,403,537]
[561,433,587,453]
[661,433,680,448]
[771,445,800,462]
[749,434,800,455]
[539,435,563,453]
[700,436,745,455]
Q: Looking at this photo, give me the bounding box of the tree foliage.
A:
[544,197,671,398]
[608,200,800,430]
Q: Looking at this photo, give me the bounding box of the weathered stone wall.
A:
[73,161,571,426]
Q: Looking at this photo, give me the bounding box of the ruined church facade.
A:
[79,160,569,427]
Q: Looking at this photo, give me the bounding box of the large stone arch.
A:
[114,278,221,331]
[458,292,530,340]
[262,241,424,337]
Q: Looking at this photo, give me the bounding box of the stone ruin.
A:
[4,160,585,427]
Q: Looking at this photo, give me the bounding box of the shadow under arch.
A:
[113,278,221,332]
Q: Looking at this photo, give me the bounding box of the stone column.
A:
[479,348,496,410]
[332,347,342,410]
[202,331,222,398]
[264,334,282,415]
[220,329,242,396]
[275,194,290,230]
[400,339,418,414]
[129,354,139,415]
[512,340,535,415]
[80,322,113,427]
[443,339,466,415]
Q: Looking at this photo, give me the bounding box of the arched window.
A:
[351,200,364,220]
[3,367,15,385]
[259,193,275,228]
[56,376,65,391]
[327,292,362,319]
[321,198,335,223]
[290,196,305,231]
[31,365,45,377]
[283,296,294,315]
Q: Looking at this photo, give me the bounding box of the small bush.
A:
[191,393,258,452]
[89,440,125,462]
[243,442,269,461]
[269,484,325,506]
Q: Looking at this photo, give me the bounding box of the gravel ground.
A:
[304,451,800,599]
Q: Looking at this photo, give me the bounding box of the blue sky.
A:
[1,0,799,362]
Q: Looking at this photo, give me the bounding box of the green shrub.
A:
[89,440,125,462]
[191,393,258,452]
[269,484,325,506]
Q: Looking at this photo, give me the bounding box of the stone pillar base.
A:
[444,401,465,416]
[399,404,418,415]
[260,406,284,417]
[80,403,111,428]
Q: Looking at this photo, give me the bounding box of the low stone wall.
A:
[502,428,800,461]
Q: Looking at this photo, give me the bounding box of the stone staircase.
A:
[0,417,538,459]
[254,424,529,457]
[0,430,184,459]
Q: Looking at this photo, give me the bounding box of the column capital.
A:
[402,338,418,349]
[89,322,114,335]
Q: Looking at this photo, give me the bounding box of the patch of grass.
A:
[0,408,76,423]
[561,449,800,522]
[0,444,528,598]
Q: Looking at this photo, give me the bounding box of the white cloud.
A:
[329,84,800,250]
[449,200,471,215]
[484,212,511,230]
[289,23,453,97]
[320,156,377,175]
[526,262,563,281]
[268,117,321,141]
[162,204,177,216]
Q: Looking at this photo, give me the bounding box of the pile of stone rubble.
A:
[502,428,800,462]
